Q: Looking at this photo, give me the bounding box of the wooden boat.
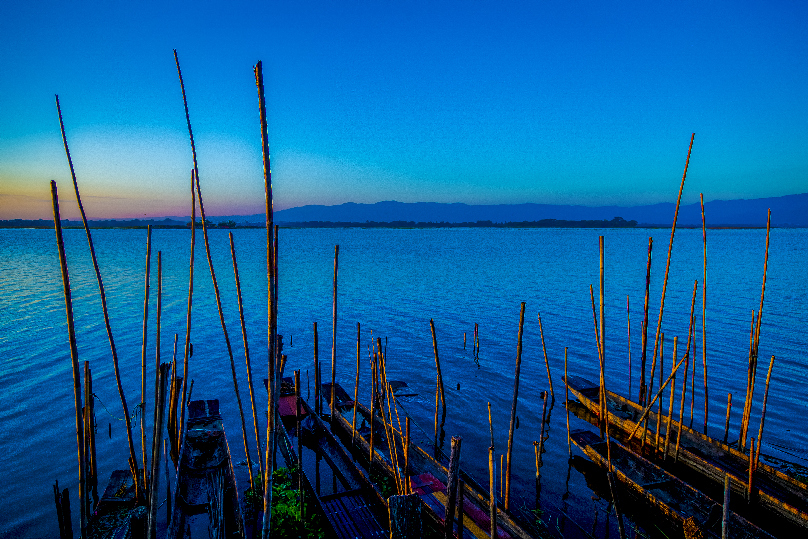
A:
[564,375,808,533]
[325,384,540,539]
[570,429,775,539]
[167,399,245,539]
[84,469,142,539]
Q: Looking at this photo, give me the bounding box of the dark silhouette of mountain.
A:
[265,193,807,227]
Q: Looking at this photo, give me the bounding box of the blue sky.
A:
[1,1,806,219]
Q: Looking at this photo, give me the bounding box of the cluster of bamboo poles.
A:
[51,53,289,539]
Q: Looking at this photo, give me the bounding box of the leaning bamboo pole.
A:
[640,237,653,404]
[755,356,775,467]
[647,134,695,412]
[51,180,87,539]
[663,337,678,461]
[700,194,708,434]
[504,301,526,510]
[430,319,446,416]
[627,350,689,441]
[178,170,195,460]
[589,285,604,437]
[255,59,278,539]
[230,233,263,479]
[140,226,152,497]
[56,96,140,503]
[674,280,699,463]
[537,312,555,400]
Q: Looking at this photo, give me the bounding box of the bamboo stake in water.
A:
[724,393,732,444]
[647,134,696,411]
[230,233,263,478]
[663,337,678,461]
[747,437,756,502]
[147,363,168,539]
[295,370,303,521]
[489,446,498,539]
[599,236,606,433]
[56,96,141,503]
[488,401,494,449]
[352,322,361,449]
[700,194,709,434]
[740,310,757,451]
[590,285,605,437]
[140,226,152,496]
[626,295,631,399]
[655,335,664,456]
[255,58,277,539]
[640,237,653,405]
[674,280,699,462]
[331,245,339,424]
[690,312,697,428]
[430,319,446,416]
[628,350,689,441]
[314,322,320,415]
[755,356,775,467]
[722,474,730,539]
[564,348,571,456]
[537,313,555,400]
[51,181,87,538]
[404,417,411,494]
[444,437,462,539]
[178,169,196,461]
[84,361,98,507]
[151,251,162,485]
[504,301,526,510]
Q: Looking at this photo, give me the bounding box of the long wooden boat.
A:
[167,399,245,539]
[325,384,542,539]
[570,429,775,539]
[84,469,142,538]
[564,375,808,533]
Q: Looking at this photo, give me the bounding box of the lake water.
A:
[1,226,806,537]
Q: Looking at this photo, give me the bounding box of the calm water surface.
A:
[1,227,806,537]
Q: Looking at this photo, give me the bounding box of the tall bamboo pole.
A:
[193,172,253,489]
[564,348,571,456]
[599,236,606,429]
[51,181,87,538]
[147,364,168,539]
[352,322,361,448]
[430,319,446,415]
[755,356,775,467]
[56,96,140,503]
[140,226,152,498]
[331,245,339,423]
[674,280,699,462]
[640,237,653,404]
[627,350,689,441]
[626,296,631,398]
[255,58,277,539]
[504,302,526,510]
[647,134,696,410]
[590,285,604,437]
[663,337,677,461]
[489,446,497,539]
[178,170,195,460]
[700,194,708,434]
[723,393,732,444]
[537,313,555,400]
[230,233,263,479]
[151,251,161,488]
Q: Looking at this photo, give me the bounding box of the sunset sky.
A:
[1,1,806,219]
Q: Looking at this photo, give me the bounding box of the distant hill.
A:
[267,193,807,227]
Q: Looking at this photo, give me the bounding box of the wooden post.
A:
[254,58,277,539]
[389,493,422,539]
[489,446,497,539]
[640,237,653,405]
[756,356,775,467]
[444,436,462,539]
[537,313,555,400]
[140,225,152,498]
[700,194,709,435]
[50,180,87,538]
[57,95,141,504]
[722,474,730,539]
[504,302,526,510]
[564,348,571,456]
[230,233,263,478]
[352,322,361,449]
[331,245,339,424]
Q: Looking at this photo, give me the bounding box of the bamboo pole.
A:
[740,311,757,451]
[755,356,775,467]
[504,301,526,510]
[655,335,664,456]
[151,251,162,489]
[700,194,709,434]
[147,364,168,539]
[627,350,689,441]
[140,226,152,496]
[295,370,303,520]
[314,322,320,415]
[178,169,195,463]
[564,348,571,456]
[255,58,277,539]
[674,280,699,462]
[747,437,756,502]
[538,391,548,469]
[489,446,497,539]
[589,285,604,437]
[663,337,678,461]
[640,237,653,405]
[488,401,494,449]
[690,312,696,428]
[444,437,462,539]
[722,474,730,539]
[56,96,141,503]
[647,134,696,412]
[724,393,732,444]
[230,233,263,478]
[404,417,411,494]
[352,322,361,449]
[599,236,606,432]
[626,296,631,399]
[537,313,555,400]
[430,319,446,415]
[331,245,339,424]
[84,361,98,506]
[51,181,87,538]
[369,353,376,470]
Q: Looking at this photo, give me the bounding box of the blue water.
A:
[1,226,806,537]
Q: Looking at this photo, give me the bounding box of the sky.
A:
[1,1,807,219]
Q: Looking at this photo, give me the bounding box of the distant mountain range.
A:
[266,193,807,227]
[3,193,805,228]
